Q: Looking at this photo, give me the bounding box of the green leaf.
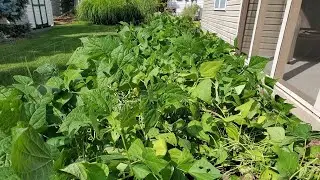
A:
[63,69,82,88]
[13,75,33,85]
[199,61,223,78]
[234,84,246,95]
[147,128,160,138]
[61,162,109,180]
[132,164,151,179]
[153,139,167,156]
[67,47,91,69]
[0,167,20,180]
[128,139,145,160]
[171,168,187,180]
[226,123,239,141]
[46,77,64,89]
[144,108,160,128]
[248,56,268,71]
[157,133,177,146]
[142,148,169,175]
[287,123,312,140]
[266,127,286,143]
[58,106,91,136]
[235,99,255,118]
[168,148,194,172]
[215,148,228,165]
[309,145,320,159]
[187,120,210,142]
[188,158,221,180]
[0,88,25,134]
[191,79,212,103]
[260,169,280,180]
[274,147,299,178]
[11,127,53,180]
[28,105,47,131]
[47,136,70,147]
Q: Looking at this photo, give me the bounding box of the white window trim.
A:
[214,0,227,11]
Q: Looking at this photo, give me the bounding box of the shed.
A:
[21,0,54,29]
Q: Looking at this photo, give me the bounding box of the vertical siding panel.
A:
[241,0,258,54]
[258,0,287,57]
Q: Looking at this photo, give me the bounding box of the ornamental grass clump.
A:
[77,0,158,25]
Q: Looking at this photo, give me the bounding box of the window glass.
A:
[215,0,220,9]
[220,0,227,9]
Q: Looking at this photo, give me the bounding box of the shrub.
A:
[0,23,30,37]
[0,14,319,179]
[77,0,158,25]
[0,0,28,21]
[181,4,200,20]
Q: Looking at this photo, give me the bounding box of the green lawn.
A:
[0,22,117,85]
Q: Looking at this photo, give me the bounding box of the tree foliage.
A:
[0,0,28,21]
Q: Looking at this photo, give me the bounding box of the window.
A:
[214,0,227,10]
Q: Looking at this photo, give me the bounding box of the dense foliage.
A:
[0,23,30,38]
[0,14,319,179]
[77,0,158,25]
[181,4,200,20]
[0,0,28,21]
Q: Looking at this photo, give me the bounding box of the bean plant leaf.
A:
[0,88,25,134]
[168,148,194,172]
[128,139,145,160]
[153,139,167,157]
[188,158,221,180]
[235,99,255,118]
[187,120,210,142]
[58,106,91,136]
[215,148,228,165]
[199,61,223,78]
[132,164,151,179]
[191,79,212,103]
[11,127,53,180]
[267,127,286,143]
[61,162,109,180]
[226,123,240,141]
[172,168,187,180]
[13,75,33,85]
[28,105,47,130]
[287,122,312,140]
[142,148,169,175]
[0,167,20,180]
[274,147,299,178]
[157,133,177,146]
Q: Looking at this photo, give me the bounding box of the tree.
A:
[0,0,28,22]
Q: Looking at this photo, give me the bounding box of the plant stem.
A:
[121,133,133,173]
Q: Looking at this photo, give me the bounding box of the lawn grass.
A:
[0,22,117,85]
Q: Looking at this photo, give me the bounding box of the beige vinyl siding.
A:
[258,0,287,57]
[241,0,258,54]
[201,0,242,45]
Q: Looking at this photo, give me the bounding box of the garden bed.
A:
[0,14,319,179]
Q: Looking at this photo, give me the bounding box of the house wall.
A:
[258,0,287,57]
[201,0,242,45]
[241,0,258,54]
[241,0,286,57]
